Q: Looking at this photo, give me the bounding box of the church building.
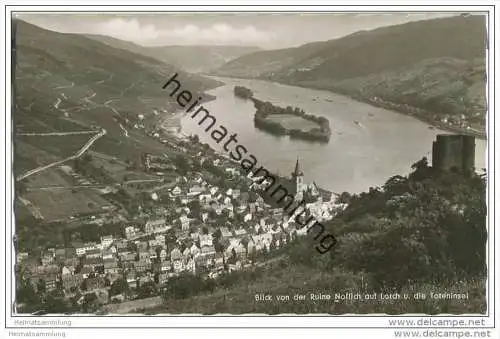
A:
[290,158,319,201]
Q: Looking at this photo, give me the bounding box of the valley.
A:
[12,14,488,316]
[213,15,487,138]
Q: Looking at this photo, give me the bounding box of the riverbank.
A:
[279,80,488,140]
[231,85,331,142]
[178,76,486,193]
[323,85,487,140]
[209,74,487,140]
[252,97,331,142]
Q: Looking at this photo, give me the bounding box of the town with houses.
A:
[14,132,347,313]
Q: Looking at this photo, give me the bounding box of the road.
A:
[82,92,97,103]
[103,296,163,314]
[145,181,177,193]
[96,73,114,85]
[16,129,107,182]
[255,254,287,268]
[119,123,129,137]
[54,81,74,90]
[17,130,99,136]
[26,184,112,191]
[25,178,165,191]
[74,129,106,158]
[17,196,44,219]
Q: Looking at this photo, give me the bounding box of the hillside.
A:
[146,45,261,74]
[216,15,485,80]
[214,40,329,78]
[14,20,220,170]
[146,161,486,314]
[275,15,486,81]
[214,15,487,134]
[295,57,486,132]
[13,20,221,223]
[87,34,260,73]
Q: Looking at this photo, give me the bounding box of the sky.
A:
[15,12,467,49]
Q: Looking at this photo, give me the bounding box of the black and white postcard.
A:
[2,3,498,339]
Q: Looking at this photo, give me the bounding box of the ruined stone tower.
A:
[432,134,476,174]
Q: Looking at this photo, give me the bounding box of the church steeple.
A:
[293,157,303,177]
[291,157,304,197]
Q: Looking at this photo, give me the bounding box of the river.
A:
[180,77,487,194]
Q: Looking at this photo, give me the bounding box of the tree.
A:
[336,191,352,204]
[188,200,201,217]
[409,157,433,181]
[213,240,224,254]
[126,241,138,252]
[155,246,163,259]
[212,229,222,240]
[328,167,487,289]
[174,155,190,175]
[80,280,87,292]
[137,281,156,299]
[190,134,200,144]
[162,274,210,300]
[109,278,128,296]
[17,279,39,305]
[36,279,46,293]
[82,293,99,313]
[44,290,71,314]
[17,181,27,194]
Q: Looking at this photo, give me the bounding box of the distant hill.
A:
[87,34,260,73]
[214,15,487,132]
[146,45,262,74]
[216,15,486,79]
[213,40,329,78]
[275,15,486,80]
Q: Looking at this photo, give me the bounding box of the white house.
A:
[173,260,185,273]
[125,226,137,239]
[244,213,253,222]
[232,189,241,199]
[201,212,209,223]
[220,227,232,238]
[145,219,168,234]
[100,235,114,249]
[200,234,213,248]
[180,214,190,231]
[76,242,98,256]
[190,244,201,257]
[170,248,182,261]
[155,234,165,244]
[186,258,196,274]
[234,228,247,237]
